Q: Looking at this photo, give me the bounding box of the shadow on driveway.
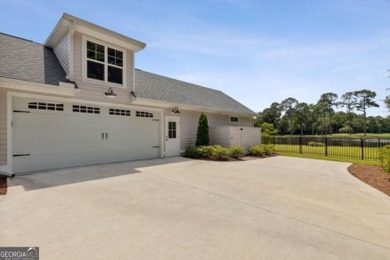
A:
[8,157,191,192]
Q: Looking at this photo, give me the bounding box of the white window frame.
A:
[229,116,239,124]
[82,36,127,88]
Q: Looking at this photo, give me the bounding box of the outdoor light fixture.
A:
[171,107,181,114]
[105,87,117,98]
[130,91,137,98]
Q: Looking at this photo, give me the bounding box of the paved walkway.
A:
[1,156,389,259]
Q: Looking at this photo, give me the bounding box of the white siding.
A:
[210,126,261,152]
[0,88,7,165]
[53,33,70,76]
[209,127,231,148]
[163,109,254,151]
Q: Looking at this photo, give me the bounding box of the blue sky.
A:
[1,0,390,116]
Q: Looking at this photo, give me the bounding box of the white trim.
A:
[164,116,181,157]
[69,24,75,80]
[82,36,127,88]
[0,77,76,96]
[9,92,163,113]
[5,92,165,174]
[45,13,146,52]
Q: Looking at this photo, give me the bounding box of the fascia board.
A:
[45,13,146,52]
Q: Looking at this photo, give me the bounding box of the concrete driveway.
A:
[0,156,389,259]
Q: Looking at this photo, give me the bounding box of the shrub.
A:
[308,141,325,147]
[211,145,231,160]
[248,145,265,157]
[185,146,202,158]
[199,145,215,158]
[195,113,210,146]
[230,145,244,158]
[379,145,390,174]
[248,144,275,156]
[260,122,278,144]
[262,144,275,155]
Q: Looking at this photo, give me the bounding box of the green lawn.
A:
[331,133,390,139]
[275,144,381,165]
[276,151,381,165]
[276,133,390,139]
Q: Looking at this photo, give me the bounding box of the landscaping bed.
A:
[348,164,390,196]
[0,175,7,195]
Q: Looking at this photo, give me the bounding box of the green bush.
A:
[185,145,245,160]
[230,145,244,158]
[262,144,275,155]
[248,145,265,156]
[260,122,277,144]
[211,145,231,160]
[248,144,275,157]
[379,145,390,174]
[308,141,325,147]
[199,145,215,158]
[185,146,202,158]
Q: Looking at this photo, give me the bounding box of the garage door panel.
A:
[12,97,161,173]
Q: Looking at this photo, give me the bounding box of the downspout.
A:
[0,171,14,178]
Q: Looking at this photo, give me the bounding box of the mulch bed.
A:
[348,164,390,196]
[0,175,7,195]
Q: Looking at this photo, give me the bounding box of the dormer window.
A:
[85,38,125,86]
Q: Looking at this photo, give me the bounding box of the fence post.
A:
[361,138,364,160]
[325,137,328,156]
[299,136,303,154]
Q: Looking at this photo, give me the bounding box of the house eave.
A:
[0,77,77,97]
[45,13,146,52]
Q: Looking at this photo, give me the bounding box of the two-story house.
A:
[0,13,260,175]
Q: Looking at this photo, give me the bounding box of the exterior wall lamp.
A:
[105,87,117,98]
[171,107,181,114]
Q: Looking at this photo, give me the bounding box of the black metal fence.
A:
[273,136,390,161]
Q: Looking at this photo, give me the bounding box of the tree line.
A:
[254,89,388,136]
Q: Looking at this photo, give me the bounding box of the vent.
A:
[73,105,100,114]
[109,108,131,116]
[28,102,64,111]
[136,111,154,118]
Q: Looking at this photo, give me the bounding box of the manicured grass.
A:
[276,133,390,139]
[275,144,381,164]
[331,133,390,139]
[277,151,381,166]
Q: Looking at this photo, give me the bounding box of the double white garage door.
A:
[12,97,160,173]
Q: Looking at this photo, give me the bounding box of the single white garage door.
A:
[12,97,160,173]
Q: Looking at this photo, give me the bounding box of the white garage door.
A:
[12,97,160,173]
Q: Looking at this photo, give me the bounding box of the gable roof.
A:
[0,33,67,86]
[135,69,256,116]
[45,13,146,52]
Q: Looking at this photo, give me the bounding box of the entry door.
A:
[165,116,180,157]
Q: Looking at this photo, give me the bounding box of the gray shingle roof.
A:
[135,69,256,116]
[0,33,66,86]
[0,32,255,115]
